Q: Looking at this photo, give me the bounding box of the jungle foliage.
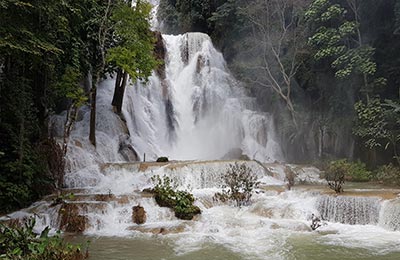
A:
[0,0,157,213]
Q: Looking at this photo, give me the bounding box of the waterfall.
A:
[63,31,283,181]
[317,195,381,225]
[379,199,400,231]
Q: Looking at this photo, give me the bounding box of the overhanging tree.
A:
[107,0,159,114]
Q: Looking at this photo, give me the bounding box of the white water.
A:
[3,161,400,259]
[59,26,282,182]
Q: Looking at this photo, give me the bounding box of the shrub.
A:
[376,164,400,186]
[151,175,201,220]
[324,160,372,193]
[284,166,296,190]
[325,160,346,193]
[214,163,260,207]
[345,161,371,182]
[0,218,88,260]
[156,157,169,162]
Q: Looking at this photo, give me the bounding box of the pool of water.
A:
[71,229,400,260]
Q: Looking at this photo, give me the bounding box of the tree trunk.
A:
[63,103,78,156]
[89,77,97,146]
[112,70,128,114]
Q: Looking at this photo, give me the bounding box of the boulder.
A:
[132,205,147,225]
[59,204,88,233]
[118,135,139,161]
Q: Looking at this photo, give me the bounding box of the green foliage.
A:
[376,164,400,186]
[354,98,400,165]
[306,0,377,80]
[156,157,169,162]
[214,163,259,207]
[0,218,88,260]
[107,1,159,81]
[55,66,87,107]
[325,159,371,191]
[151,175,201,220]
[0,0,158,213]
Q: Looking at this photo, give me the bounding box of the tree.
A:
[325,160,346,193]
[305,0,380,101]
[354,98,400,166]
[107,0,158,114]
[87,0,115,146]
[395,0,400,35]
[241,0,309,127]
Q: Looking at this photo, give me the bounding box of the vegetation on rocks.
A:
[151,175,201,220]
[156,157,169,162]
[0,0,158,213]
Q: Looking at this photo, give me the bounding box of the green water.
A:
[71,234,400,260]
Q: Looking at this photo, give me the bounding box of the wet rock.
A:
[129,224,186,235]
[59,204,88,233]
[118,135,139,162]
[154,31,166,79]
[132,205,147,225]
[221,148,250,160]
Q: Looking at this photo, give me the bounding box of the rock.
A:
[221,148,250,160]
[118,135,139,162]
[94,194,116,202]
[129,224,186,235]
[132,205,147,225]
[59,204,88,233]
[154,31,166,79]
[156,157,169,162]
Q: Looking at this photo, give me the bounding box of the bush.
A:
[284,166,296,190]
[0,218,88,260]
[376,164,400,186]
[214,163,260,207]
[151,175,201,220]
[325,160,346,193]
[156,157,169,162]
[345,161,372,182]
[324,159,371,185]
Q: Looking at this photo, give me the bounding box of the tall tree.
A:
[305,0,381,101]
[241,0,309,127]
[108,0,158,114]
[88,0,114,146]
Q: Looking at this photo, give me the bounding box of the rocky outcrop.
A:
[154,31,166,79]
[132,205,147,225]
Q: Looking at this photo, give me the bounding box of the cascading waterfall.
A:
[379,199,400,231]
[58,0,283,187]
[317,196,381,225]
[122,32,283,162]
